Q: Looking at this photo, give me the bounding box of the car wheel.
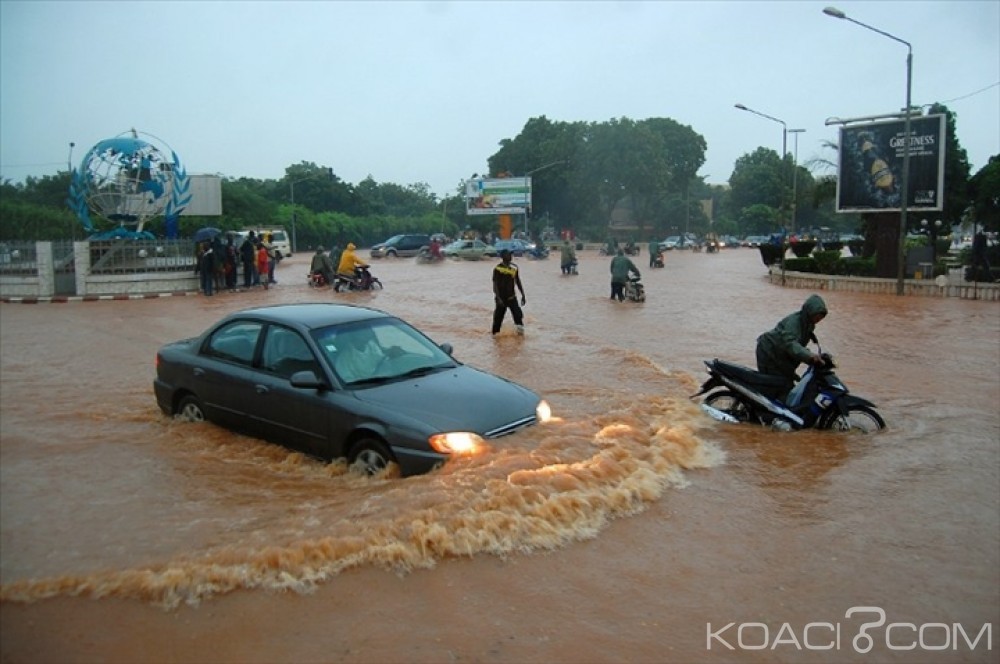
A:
[386,249,397,258]
[348,437,394,475]
[177,394,206,422]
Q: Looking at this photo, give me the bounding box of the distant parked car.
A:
[659,236,681,251]
[154,303,552,476]
[370,234,431,258]
[493,238,535,256]
[443,239,497,260]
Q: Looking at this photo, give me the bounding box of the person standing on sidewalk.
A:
[239,231,257,288]
[492,249,526,335]
[256,241,271,290]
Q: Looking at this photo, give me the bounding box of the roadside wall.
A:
[770,266,999,301]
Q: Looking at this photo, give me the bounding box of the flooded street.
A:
[1,248,997,663]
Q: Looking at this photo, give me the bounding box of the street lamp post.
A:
[736,103,791,283]
[290,180,300,254]
[735,103,787,162]
[685,174,710,245]
[824,5,913,296]
[735,103,792,230]
[522,159,568,235]
[788,129,805,234]
[289,168,334,253]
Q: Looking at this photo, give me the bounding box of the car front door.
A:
[250,324,334,457]
[197,321,265,430]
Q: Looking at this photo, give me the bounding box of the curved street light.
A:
[522,160,568,234]
[824,5,913,296]
[735,103,794,283]
[735,103,787,159]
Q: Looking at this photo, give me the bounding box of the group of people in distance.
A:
[308,237,829,400]
[195,230,278,297]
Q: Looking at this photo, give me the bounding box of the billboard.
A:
[835,114,945,213]
[465,176,531,215]
[179,174,223,216]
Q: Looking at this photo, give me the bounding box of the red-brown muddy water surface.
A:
[1,248,997,663]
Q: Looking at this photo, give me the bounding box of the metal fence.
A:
[88,239,197,275]
[0,241,38,275]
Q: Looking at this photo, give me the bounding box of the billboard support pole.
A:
[896,50,913,296]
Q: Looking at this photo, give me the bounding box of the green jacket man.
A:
[755,294,828,389]
[609,249,640,301]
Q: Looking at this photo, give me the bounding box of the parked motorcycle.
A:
[692,343,885,432]
[333,266,383,292]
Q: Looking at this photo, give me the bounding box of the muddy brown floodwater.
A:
[1,248,997,664]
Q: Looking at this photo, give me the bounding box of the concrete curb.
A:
[1,291,197,304]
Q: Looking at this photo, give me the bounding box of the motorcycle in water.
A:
[692,343,885,433]
[333,266,383,292]
[416,246,445,264]
[307,270,330,288]
[601,244,640,257]
[526,245,550,260]
[623,276,646,302]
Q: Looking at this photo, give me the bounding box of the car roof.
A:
[223,303,389,330]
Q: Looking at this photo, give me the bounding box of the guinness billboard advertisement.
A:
[835,114,946,213]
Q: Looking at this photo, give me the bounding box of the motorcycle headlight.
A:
[428,432,485,455]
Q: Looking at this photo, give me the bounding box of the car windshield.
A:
[312,317,457,387]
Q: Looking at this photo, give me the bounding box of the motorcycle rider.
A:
[337,242,369,281]
[428,237,443,260]
[310,246,335,286]
[755,294,828,394]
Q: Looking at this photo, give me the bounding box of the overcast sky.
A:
[1,0,997,198]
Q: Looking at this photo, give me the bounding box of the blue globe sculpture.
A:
[68,129,190,239]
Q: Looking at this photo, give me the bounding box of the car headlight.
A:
[428,432,485,455]
[536,399,553,423]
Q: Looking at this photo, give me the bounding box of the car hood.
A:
[350,365,539,435]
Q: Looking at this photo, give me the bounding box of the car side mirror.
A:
[290,370,327,390]
[439,343,454,356]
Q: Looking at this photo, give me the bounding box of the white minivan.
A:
[244,227,292,259]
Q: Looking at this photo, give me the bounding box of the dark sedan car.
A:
[154,304,551,476]
[492,238,534,257]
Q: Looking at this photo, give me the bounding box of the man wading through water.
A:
[492,249,527,335]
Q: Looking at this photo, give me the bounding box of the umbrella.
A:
[193,227,222,243]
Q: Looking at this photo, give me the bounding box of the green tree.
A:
[968,154,999,231]
[739,203,781,235]
[926,104,972,230]
[728,148,786,214]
